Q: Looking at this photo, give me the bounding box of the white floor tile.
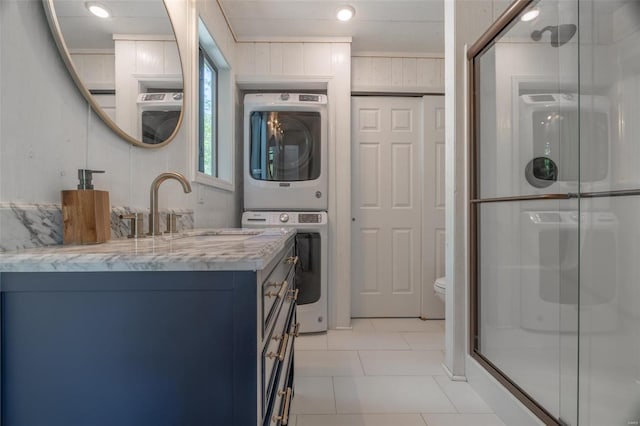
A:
[333,376,456,414]
[401,332,445,351]
[296,414,428,426]
[328,331,410,350]
[434,376,493,413]
[370,318,444,333]
[289,414,297,426]
[358,350,445,376]
[296,333,328,351]
[350,318,376,331]
[291,377,336,415]
[296,350,365,377]
[421,413,506,426]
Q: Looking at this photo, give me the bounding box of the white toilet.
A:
[434,276,447,302]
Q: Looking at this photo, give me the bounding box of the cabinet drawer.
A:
[265,319,298,426]
[262,284,296,417]
[261,247,296,336]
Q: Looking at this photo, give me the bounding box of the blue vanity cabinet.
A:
[0,242,297,426]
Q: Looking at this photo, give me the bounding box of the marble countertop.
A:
[0,228,296,272]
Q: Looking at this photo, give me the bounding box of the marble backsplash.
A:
[0,203,194,252]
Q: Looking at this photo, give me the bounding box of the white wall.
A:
[69,52,115,91]
[114,37,181,137]
[445,0,501,381]
[236,40,352,329]
[0,0,240,241]
[351,55,444,93]
[191,0,242,227]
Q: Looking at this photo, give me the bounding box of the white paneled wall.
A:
[352,56,444,93]
[236,41,345,76]
[114,38,181,138]
[196,0,236,69]
[69,52,115,90]
[236,40,352,329]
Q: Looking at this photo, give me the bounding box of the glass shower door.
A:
[578,1,640,424]
[469,0,580,424]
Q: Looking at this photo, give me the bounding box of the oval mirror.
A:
[42,0,184,148]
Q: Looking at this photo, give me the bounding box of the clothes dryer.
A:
[244,93,328,210]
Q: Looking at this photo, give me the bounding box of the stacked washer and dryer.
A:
[241,93,328,333]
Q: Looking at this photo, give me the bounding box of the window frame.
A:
[189,16,234,192]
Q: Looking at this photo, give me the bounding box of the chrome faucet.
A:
[148,172,192,236]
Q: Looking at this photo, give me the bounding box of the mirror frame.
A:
[41,0,185,148]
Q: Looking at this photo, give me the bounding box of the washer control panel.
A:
[299,213,322,224]
[242,211,328,226]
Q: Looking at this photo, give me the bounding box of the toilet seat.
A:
[434,277,446,304]
[434,277,447,294]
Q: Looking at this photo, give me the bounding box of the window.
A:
[193,17,233,191]
[199,47,217,177]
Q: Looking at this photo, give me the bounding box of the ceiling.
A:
[51,0,445,55]
[52,0,173,50]
[218,0,445,55]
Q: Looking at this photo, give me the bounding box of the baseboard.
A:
[441,362,467,382]
[466,355,545,426]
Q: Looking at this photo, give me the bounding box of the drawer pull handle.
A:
[277,332,290,361]
[265,280,288,298]
[272,387,293,424]
[277,280,289,299]
[287,288,299,302]
[267,332,289,360]
[266,350,278,359]
[292,322,301,337]
[286,256,299,265]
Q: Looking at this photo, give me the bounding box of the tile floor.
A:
[289,318,506,426]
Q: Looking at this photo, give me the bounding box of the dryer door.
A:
[249,111,321,182]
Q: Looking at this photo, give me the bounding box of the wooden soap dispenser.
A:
[61,169,110,244]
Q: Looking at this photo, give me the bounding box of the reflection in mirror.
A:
[42,0,184,148]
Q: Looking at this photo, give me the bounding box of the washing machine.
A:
[244,93,328,211]
[518,93,610,193]
[243,211,328,333]
[520,210,618,332]
[137,92,183,145]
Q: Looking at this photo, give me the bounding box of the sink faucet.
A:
[149,172,192,236]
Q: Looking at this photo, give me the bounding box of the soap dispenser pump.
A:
[61,169,111,244]
[77,169,105,189]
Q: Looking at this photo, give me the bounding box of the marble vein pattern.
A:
[0,203,63,251]
[0,228,295,272]
[0,203,194,252]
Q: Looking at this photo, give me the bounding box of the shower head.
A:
[530,24,577,47]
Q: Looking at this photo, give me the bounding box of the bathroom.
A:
[0,0,639,425]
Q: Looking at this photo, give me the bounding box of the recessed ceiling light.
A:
[86,2,111,18]
[520,8,540,22]
[336,5,355,22]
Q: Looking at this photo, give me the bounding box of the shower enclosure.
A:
[468,0,640,424]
